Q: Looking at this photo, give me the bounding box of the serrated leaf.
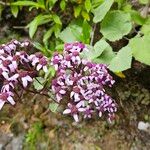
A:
[109,46,132,72]
[49,102,59,113]
[85,0,92,12]
[141,18,150,35]
[130,10,146,25]
[59,23,82,42]
[129,35,150,65]
[81,40,115,64]
[93,44,115,64]
[33,77,45,90]
[100,10,132,41]
[11,5,19,18]
[93,0,114,23]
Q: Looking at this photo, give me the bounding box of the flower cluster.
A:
[0,40,48,109]
[51,42,117,122]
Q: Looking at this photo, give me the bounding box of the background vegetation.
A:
[0,0,150,150]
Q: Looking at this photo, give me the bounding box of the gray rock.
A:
[5,134,24,150]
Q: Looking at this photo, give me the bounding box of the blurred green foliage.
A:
[0,0,150,72]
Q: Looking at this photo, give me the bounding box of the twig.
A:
[90,24,96,46]
[0,1,10,6]
[13,26,26,29]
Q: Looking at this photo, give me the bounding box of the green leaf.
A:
[70,25,83,41]
[11,5,19,18]
[81,40,115,64]
[60,0,66,10]
[81,11,90,21]
[43,27,54,44]
[33,42,50,56]
[27,14,52,38]
[130,10,146,25]
[37,0,45,5]
[93,0,114,23]
[49,102,59,113]
[115,0,126,9]
[44,66,56,79]
[100,10,132,41]
[52,14,62,25]
[74,6,82,18]
[93,43,115,64]
[129,35,150,65]
[141,18,150,35]
[109,46,132,72]
[85,0,92,12]
[82,20,91,43]
[33,77,45,90]
[11,1,45,9]
[59,23,82,42]
[138,0,149,4]
[55,44,64,50]
[54,24,62,38]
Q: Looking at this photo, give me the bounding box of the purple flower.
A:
[63,103,84,122]
[36,57,48,72]
[19,71,33,87]
[0,92,15,110]
[51,42,117,122]
[0,40,49,110]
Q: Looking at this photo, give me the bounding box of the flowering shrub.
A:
[0,40,117,123]
[0,40,48,110]
[51,42,117,122]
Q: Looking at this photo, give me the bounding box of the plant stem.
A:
[0,1,10,6]
[90,24,96,46]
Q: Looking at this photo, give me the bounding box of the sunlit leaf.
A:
[109,46,132,72]
[52,14,62,25]
[33,77,45,90]
[11,5,19,18]
[100,10,132,41]
[114,72,126,78]
[85,0,92,12]
[74,6,82,18]
[138,0,149,4]
[49,102,59,113]
[129,35,150,65]
[27,14,52,38]
[93,0,114,23]
[141,18,150,35]
[11,1,45,9]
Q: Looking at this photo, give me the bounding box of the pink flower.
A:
[0,92,15,110]
[36,57,48,72]
[52,42,117,122]
[63,103,84,122]
[22,75,32,87]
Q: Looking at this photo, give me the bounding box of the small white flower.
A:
[21,75,32,87]
[0,100,5,110]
